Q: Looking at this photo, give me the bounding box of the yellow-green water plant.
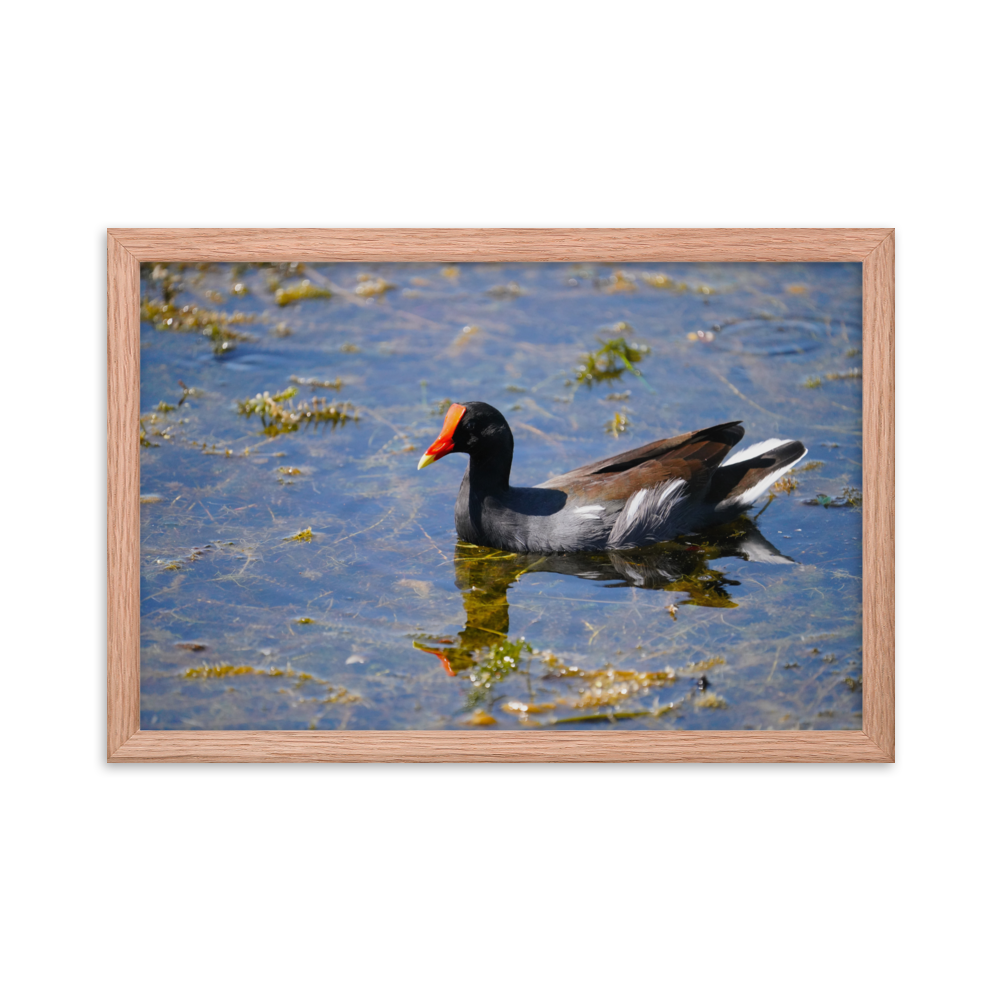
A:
[576,328,652,391]
[236,386,358,436]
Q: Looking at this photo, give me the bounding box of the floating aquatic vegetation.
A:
[487,281,522,299]
[605,411,629,437]
[295,617,315,625]
[141,296,256,354]
[644,271,689,292]
[564,665,678,711]
[502,700,555,716]
[449,324,480,353]
[843,676,862,692]
[806,369,862,388]
[804,488,861,508]
[550,707,676,724]
[139,422,158,448]
[785,284,807,294]
[695,692,727,709]
[322,687,363,705]
[289,375,342,390]
[465,637,533,707]
[278,466,303,476]
[142,262,185,303]
[772,475,799,495]
[274,280,332,307]
[184,663,314,682]
[183,663,258,679]
[799,461,825,472]
[463,708,497,725]
[237,386,358,436]
[355,276,395,297]
[231,281,249,297]
[175,642,207,652]
[605,390,630,401]
[261,263,305,287]
[681,656,725,673]
[153,541,231,572]
[139,405,189,445]
[600,270,637,293]
[284,527,313,542]
[505,384,527,393]
[576,335,651,387]
[440,265,460,279]
[139,494,163,504]
[662,568,740,608]
[642,272,675,289]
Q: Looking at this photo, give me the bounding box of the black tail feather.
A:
[705,441,806,506]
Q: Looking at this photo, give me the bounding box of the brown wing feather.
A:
[537,421,744,504]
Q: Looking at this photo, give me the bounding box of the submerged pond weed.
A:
[289,375,342,391]
[605,411,630,437]
[141,299,256,354]
[804,488,862,509]
[237,386,358,435]
[576,333,651,387]
[273,280,332,307]
[355,276,395,298]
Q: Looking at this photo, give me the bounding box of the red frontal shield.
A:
[417,403,466,469]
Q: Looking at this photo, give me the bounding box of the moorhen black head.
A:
[418,401,806,554]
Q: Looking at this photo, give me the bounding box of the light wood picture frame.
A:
[108,228,894,762]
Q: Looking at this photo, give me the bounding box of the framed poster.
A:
[108,230,894,761]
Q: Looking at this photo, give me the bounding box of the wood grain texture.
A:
[108,729,890,763]
[107,235,141,757]
[106,228,895,763]
[108,228,892,263]
[862,232,895,760]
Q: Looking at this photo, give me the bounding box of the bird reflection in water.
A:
[412,516,793,676]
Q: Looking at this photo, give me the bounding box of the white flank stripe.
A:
[572,505,604,513]
[656,479,684,507]
[623,489,649,526]
[721,438,794,467]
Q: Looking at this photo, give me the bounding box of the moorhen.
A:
[418,402,806,553]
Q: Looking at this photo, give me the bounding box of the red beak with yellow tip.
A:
[418,403,466,469]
